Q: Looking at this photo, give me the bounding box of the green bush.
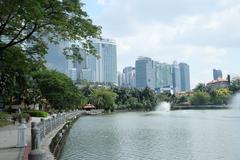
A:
[189,91,211,105]
[0,112,11,120]
[11,113,31,123]
[27,111,48,117]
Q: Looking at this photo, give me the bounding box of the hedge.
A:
[27,111,48,117]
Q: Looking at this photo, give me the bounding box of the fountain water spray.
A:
[229,92,240,109]
[155,102,171,112]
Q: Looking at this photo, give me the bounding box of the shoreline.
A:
[171,104,229,111]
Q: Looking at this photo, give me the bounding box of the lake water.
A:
[60,109,240,160]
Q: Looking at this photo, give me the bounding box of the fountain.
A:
[229,92,240,109]
[155,102,171,112]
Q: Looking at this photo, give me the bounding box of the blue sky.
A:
[82,0,240,88]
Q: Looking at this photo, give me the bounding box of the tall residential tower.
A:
[135,57,155,89]
[179,63,190,91]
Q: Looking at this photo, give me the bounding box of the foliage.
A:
[90,88,117,112]
[176,96,188,104]
[32,70,85,109]
[27,110,48,117]
[193,83,207,92]
[0,46,43,106]
[229,80,240,93]
[111,87,158,111]
[11,112,31,123]
[210,88,231,105]
[0,0,101,61]
[0,112,11,120]
[189,91,211,105]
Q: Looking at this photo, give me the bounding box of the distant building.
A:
[179,63,191,91]
[213,69,223,80]
[69,68,77,81]
[135,57,155,89]
[154,62,173,89]
[207,79,229,89]
[122,66,136,88]
[155,85,174,94]
[117,72,123,87]
[73,38,117,84]
[45,41,70,75]
[172,61,181,93]
[82,68,93,82]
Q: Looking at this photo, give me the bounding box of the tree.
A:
[0,0,101,61]
[32,70,84,110]
[189,91,211,105]
[0,45,43,106]
[229,80,240,93]
[90,88,117,112]
[193,83,207,92]
[211,88,231,105]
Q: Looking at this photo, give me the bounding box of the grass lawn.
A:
[0,119,12,127]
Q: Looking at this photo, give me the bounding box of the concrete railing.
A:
[28,110,83,160]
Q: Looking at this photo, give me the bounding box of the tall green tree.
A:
[0,45,43,106]
[32,70,84,110]
[90,88,117,112]
[0,0,101,60]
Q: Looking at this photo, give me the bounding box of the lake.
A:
[60,109,240,160]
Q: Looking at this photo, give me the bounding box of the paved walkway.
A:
[0,116,52,160]
[0,124,31,160]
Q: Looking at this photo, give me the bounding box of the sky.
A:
[82,0,240,88]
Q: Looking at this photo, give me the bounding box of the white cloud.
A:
[96,0,107,5]
[88,0,240,87]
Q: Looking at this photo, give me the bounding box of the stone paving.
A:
[0,116,52,160]
[0,124,30,160]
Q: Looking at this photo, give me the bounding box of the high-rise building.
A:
[69,68,77,81]
[117,72,123,87]
[172,61,181,93]
[122,66,136,88]
[135,57,155,89]
[75,38,117,84]
[213,69,223,80]
[179,63,190,91]
[45,41,70,75]
[154,62,173,88]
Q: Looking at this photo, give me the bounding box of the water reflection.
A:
[60,110,240,160]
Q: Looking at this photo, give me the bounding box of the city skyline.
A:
[119,56,190,93]
[83,0,240,88]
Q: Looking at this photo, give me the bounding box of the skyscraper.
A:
[172,61,181,93]
[117,72,123,87]
[135,57,155,89]
[179,63,190,91]
[88,38,117,84]
[76,38,117,84]
[213,69,223,80]
[45,41,70,75]
[122,66,136,88]
[154,62,173,88]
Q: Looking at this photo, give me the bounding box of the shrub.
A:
[27,111,48,117]
[11,113,31,123]
[189,91,211,105]
[0,112,11,120]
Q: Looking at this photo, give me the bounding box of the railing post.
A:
[29,123,46,160]
[31,122,40,150]
[16,123,27,148]
[50,117,53,131]
[41,119,46,137]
